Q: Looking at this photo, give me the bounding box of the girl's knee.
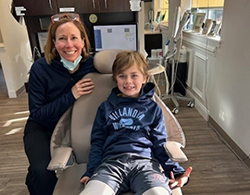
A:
[79,180,115,195]
[142,186,171,195]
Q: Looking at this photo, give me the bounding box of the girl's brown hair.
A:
[112,50,150,82]
[44,19,91,64]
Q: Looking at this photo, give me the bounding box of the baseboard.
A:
[16,85,26,96]
[208,116,250,170]
[186,90,209,120]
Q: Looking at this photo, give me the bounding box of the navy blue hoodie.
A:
[28,56,97,131]
[83,82,185,178]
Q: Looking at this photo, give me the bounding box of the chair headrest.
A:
[93,49,123,74]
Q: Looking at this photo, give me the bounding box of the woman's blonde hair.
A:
[44,18,91,64]
[112,50,150,82]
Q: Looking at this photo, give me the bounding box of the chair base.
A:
[161,93,195,115]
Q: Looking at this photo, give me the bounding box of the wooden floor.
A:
[0,67,29,195]
[0,67,250,195]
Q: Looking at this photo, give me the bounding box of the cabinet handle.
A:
[49,0,53,10]
[104,0,107,8]
[92,0,96,9]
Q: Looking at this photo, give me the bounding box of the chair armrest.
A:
[47,147,75,171]
[165,141,188,162]
[50,106,73,157]
[153,94,186,147]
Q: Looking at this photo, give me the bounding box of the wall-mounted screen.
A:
[93,24,137,52]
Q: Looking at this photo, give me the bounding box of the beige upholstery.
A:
[93,49,123,73]
[48,50,187,195]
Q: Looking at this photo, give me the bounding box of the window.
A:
[160,0,169,23]
[192,0,224,8]
[188,0,224,34]
[192,0,224,21]
[196,7,223,22]
[154,0,169,25]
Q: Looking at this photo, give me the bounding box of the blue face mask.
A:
[60,55,82,71]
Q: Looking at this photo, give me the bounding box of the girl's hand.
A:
[72,78,94,99]
[80,176,90,186]
[169,166,192,189]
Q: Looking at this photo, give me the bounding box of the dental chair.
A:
[48,49,188,195]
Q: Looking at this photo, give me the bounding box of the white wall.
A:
[0,0,32,98]
[0,29,3,42]
[209,0,250,156]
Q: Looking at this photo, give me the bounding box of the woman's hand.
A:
[80,176,90,186]
[169,166,192,189]
[72,78,94,99]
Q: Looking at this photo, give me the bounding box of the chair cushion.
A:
[53,164,86,195]
[94,49,123,74]
[70,73,116,163]
[153,94,186,147]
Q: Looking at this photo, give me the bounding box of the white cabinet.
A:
[182,30,221,119]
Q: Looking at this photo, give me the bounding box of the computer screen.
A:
[93,24,137,52]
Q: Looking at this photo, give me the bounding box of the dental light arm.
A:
[163,9,190,62]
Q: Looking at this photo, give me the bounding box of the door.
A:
[99,0,130,12]
[22,0,58,16]
[13,0,131,15]
[57,0,85,13]
[74,0,100,13]
[75,0,131,14]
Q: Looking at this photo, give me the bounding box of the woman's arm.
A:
[28,67,76,121]
[28,60,94,123]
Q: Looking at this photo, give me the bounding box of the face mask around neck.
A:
[60,55,82,71]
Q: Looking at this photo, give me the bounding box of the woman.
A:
[23,13,98,195]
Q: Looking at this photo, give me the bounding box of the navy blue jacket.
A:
[84,82,185,178]
[27,56,98,131]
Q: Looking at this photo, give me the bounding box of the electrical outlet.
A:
[219,110,225,121]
